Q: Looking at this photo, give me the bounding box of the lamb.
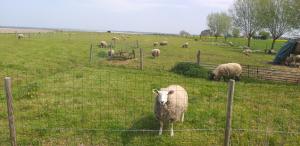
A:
[153,85,188,136]
[209,63,242,81]
[153,42,159,47]
[151,49,160,58]
[99,41,108,48]
[17,34,25,39]
[160,41,168,46]
[182,42,189,48]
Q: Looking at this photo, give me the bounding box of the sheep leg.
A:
[159,121,163,135]
[170,122,174,136]
[181,113,185,122]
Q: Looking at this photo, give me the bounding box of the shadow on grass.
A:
[121,115,159,145]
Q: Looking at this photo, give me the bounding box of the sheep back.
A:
[213,63,242,80]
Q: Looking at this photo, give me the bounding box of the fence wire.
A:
[1,67,300,146]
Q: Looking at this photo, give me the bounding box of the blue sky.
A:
[0,0,234,34]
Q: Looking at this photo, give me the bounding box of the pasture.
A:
[0,32,299,145]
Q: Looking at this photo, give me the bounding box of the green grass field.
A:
[0,32,299,145]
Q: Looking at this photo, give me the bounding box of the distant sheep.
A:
[99,41,108,48]
[285,54,300,66]
[243,49,252,56]
[112,37,120,41]
[153,85,188,136]
[151,49,160,58]
[160,41,168,46]
[182,42,189,48]
[209,63,242,81]
[153,42,159,47]
[17,34,25,39]
[108,49,115,57]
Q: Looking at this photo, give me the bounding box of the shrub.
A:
[171,62,209,78]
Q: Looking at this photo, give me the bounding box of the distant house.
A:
[200,29,212,36]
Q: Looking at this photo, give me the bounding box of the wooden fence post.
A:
[4,77,17,146]
[132,49,135,59]
[224,79,235,146]
[140,48,144,70]
[89,44,93,64]
[196,50,201,65]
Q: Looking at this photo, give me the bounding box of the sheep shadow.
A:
[121,115,160,145]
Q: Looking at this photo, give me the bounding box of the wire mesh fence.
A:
[1,67,300,145]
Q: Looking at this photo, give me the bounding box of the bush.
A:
[171,62,209,78]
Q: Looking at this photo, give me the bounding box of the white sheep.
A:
[209,63,242,81]
[286,54,300,66]
[160,41,168,46]
[243,49,252,56]
[100,41,108,48]
[153,85,188,136]
[17,34,25,39]
[108,49,115,57]
[182,42,189,48]
[112,37,119,41]
[153,42,159,47]
[151,49,160,58]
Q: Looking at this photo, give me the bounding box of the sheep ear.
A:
[168,90,174,95]
[152,89,159,94]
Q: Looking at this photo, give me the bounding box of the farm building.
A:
[273,39,300,65]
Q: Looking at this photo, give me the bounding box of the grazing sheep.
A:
[112,37,119,41]
[151,49,160,58]
[243,49,252,56]
[228,42,234,46]
[209,63,242,81]
[285,54,300,66]
[160,41,168,46]
[153,42,159,47]
[153,85,188,136]
[108,49,115,57]
[17,34,25,39]
[182,42,189,48]
[99,41,108,48]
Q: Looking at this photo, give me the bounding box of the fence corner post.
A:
[4,77,17,146]
[224,79,235,146]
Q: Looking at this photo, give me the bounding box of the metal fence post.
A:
[4,77,17,146]
[89,44,93,64]
[224,79,235,146]
[140,48,144,70]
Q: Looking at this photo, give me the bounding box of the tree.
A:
[231,0,261,47]
[207,12,232,41]
[258,0,298,50]
[232,28,240,38]
[259,31,270,40]
[179,30,190,37]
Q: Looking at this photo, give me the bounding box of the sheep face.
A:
[208,72,216,80]
[153,89,174,105]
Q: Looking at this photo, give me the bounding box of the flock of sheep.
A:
[100,37,189,58]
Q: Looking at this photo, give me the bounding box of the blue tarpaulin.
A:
[273,40,298,64]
